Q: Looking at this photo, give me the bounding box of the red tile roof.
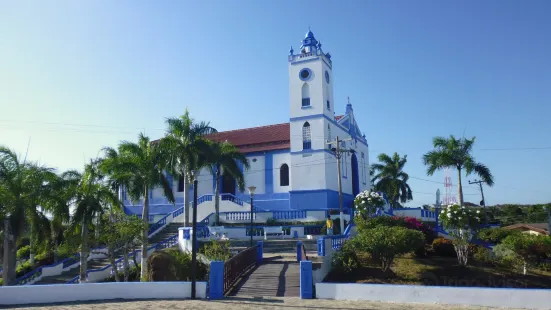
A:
[206,123,290,153]
[503,223,549,235]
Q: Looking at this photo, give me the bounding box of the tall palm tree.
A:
[0,147,54,285]
[160,110,216,227]
[42,171,79,263]
[423,135,494,206]
[103,133,175,280]
[71,161,119,282]
[206,140,249,226]
[370,152,413,209]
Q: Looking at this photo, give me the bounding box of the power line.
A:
[478,147,551,151]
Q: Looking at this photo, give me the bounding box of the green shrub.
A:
[16,245,31,260]
[200,241,232,261]
[431,237,456,257]
[332,240,360,273]
[502,234,551,273]
[0,278,3,286]
[477,228,520,244]
[473,246,494,264]
[492,243,521,268]
[103,264,141,282]
[265,218,277,226]
[355,226,425,272]
[16,261,33,277]
[356,216,405,231]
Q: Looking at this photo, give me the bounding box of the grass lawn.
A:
[325,253,551,288]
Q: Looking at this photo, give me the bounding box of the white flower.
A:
[458,217,462,220]
[454,211,458,214]
[441,210,445,214]
[477,210,480,214]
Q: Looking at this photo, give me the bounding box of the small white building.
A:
[124,30,371,218]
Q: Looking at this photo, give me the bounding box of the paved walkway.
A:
[9,297,526,310]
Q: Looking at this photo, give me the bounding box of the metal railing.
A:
[223,245,258,295]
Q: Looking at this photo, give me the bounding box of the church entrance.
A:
[351,153,360,197]
[221,172,236,195]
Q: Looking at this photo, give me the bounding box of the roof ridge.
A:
[210,122,289,135]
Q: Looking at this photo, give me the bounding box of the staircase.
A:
[33,223,182,285]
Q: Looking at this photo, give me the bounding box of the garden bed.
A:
[325,253,551,288]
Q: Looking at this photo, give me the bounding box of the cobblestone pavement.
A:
[7,297,527,310]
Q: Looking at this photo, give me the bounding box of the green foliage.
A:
[16,261,33,277]
[16,245,30,260]
[473,246,493,264]
[355,216,405,231]
[148,248,208,281]
[354,226,425,272]
[486,204,550,226]
[477,227,520,244]
[492,243,523,268]
[99,213,145,250]
[200,241,232,261]
[332,240,360,274]
[104,264,141,282]
[431,237,456,257]
[439,204,482,230]
[370,152,413,208]
[502,234,551,268]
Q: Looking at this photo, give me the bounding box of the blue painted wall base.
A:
[209,261,224,300]
[300,261,313,299]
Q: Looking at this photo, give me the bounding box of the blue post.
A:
[317,237,325,256]
[256,241,263,264]
[300,261,313,299]
[296,241,303,262]
[209,261,224,300]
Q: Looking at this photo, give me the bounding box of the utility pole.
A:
[328,135,353,233]
[469,179,488,225]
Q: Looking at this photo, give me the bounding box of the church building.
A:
[124,30,371,217]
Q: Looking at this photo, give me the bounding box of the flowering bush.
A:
[354,190,385,217]
[438,204,482,266]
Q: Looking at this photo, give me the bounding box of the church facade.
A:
[124,30,371,216]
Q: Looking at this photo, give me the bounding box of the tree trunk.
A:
[140,186,149,281]
[3,218,16,286]
[183,171,190,227]
[457,167,464,207]
[215,165,221,226]
[123,243,130,281]
[51,221,58,263]
[79,220,89,283]
[29,225,35,266]
[94,217,100,248]
[108,243,120,282]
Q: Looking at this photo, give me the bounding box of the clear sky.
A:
[1,1,550,207]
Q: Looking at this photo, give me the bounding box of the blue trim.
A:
[291,56,320,66]
[257,241,263,264]
[296,241,303,262]
[300,261,313,299]
[265,153,273,194]
[301,105,313,109]
[209,261,224,300]
[299,68,312,81]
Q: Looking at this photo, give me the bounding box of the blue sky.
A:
[0,1,550,206]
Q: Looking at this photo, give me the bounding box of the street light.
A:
[190,170,199,299]
[248,186,256,247]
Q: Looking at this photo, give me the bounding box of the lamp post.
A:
[190,170,199,299]
[248,186,256,247]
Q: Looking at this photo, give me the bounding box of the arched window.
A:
[302,122,311,150]
[280,164,289,186]
[325,89,330,110]
[177,177,185,192]
[301,83,310,107]
[327,124,331,149]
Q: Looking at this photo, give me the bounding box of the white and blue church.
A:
[124,30,371,220]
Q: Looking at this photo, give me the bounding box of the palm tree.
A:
[370,152,413,209]
[160,110,216,227]
[102,133,175,280]
[0,147,54,285]
[71,161,120,282]
[42,171,79,263]
[423,135,494,206]
[206,140,249,226]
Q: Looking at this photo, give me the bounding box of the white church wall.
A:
[290,118,326,152]
[244,154,265,194]
[291,152,327,191]
[197,167,213,197]
[273,152,292,193]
